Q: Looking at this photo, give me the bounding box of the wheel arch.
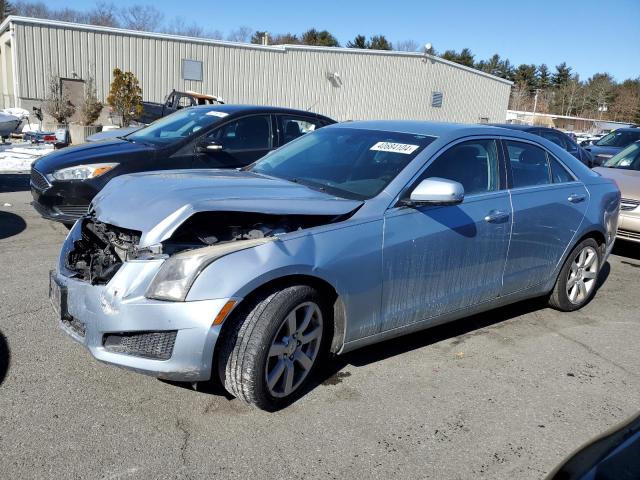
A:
[212,273,347,381]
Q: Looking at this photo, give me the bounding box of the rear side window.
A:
[505,141,551,188]
[549,157,574,183]
[422,139,501,195]
[538,129,567,150]
[279,116,325,145]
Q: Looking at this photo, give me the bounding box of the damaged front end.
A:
[65,218,142,284]
[64,210,348,298]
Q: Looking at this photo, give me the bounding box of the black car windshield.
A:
[249,127,436,200]
[595,130,640,148]
[126,108,225,146]
[603,142,640,170]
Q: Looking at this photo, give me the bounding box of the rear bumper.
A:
[50,265,232,382]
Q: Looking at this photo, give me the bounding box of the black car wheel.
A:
[219,285,329,411]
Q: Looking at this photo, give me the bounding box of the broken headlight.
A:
[50,163,118,181]
[145,238,275,302]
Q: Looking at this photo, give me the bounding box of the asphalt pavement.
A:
[1,179,639,479]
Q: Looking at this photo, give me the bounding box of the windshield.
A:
[126,108,225,146]
[603,142,640,170]
[595,130,640,148]
[249,127,436,200]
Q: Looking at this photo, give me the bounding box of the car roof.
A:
[330,120,545,140]
[487,123,536,131]
[189,104,335,121]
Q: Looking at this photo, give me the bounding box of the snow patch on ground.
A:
[0,142,54,172]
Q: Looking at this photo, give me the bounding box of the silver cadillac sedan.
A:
[50,121,620,410]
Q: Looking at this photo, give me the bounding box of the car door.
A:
[276,115,329,148]
[380,138,512,332]
[192,114,274,168]
[501,139,589,294]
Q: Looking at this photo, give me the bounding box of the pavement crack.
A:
[2,304,48,320]
[542,323,637,379]
[176,418,191,467]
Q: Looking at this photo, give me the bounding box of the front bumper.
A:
[50,264,233,382]
[617,212,640,243]
[30,169,96,224]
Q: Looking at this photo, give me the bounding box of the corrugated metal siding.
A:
[13,20,510,123]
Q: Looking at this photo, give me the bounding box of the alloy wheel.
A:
[566,246,599,305]
[264,301,323,398]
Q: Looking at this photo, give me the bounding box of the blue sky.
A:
[59,0,640,81]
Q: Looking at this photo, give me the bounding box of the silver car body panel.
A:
[91,169,363,247]
[53,121,621,380]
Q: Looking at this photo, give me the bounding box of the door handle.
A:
[484,210,510,223]
[568,193,586,203]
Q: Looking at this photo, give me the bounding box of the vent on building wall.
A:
[182,59,203,81]
[431,91,443,108]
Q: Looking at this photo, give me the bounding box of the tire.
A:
[548,238,601,311]
[219,285,329,411]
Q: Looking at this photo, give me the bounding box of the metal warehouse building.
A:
[0,16,511,124]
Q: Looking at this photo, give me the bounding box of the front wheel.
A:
[548,238,601,311]
[219,285,328,411]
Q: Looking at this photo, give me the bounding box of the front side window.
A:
[420,139,501,195]
[506,140,551,188]
[603,142,640,170]
[212,116,271,150]
[538,130,569,150]
[249,127,436,200]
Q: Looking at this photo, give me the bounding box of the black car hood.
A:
[33,139,155,173]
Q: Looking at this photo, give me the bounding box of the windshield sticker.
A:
[370,142,420,154]
[206,111,229,118]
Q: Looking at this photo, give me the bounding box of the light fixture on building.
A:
[327,72,343,87]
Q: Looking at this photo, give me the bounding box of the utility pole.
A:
[532,89,540,125]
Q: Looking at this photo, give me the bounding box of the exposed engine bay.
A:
[65,211,344,284]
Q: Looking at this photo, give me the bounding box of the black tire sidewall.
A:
[224,285,330,410]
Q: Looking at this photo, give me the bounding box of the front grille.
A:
[30,168,50,191]
[617,229,640,241]
[54,205,89,217]
[103,331,178,360]
[620,198,640,211]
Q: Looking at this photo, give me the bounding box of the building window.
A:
[478,117,489,124]
[182,59,203,81]
[431,91,443,108]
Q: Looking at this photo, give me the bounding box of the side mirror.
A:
[406,177,464,206]
[196,141,223,153]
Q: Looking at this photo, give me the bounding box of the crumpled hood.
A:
[92,169,363,247]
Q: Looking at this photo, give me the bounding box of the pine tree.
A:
[106,68,143,127]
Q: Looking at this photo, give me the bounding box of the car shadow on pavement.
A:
[0,211,27,239]
[0,173,30,193]
[0,331,10,386]
[168,263,612,407]
[612,241,640,261]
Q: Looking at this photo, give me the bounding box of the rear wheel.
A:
[548,238,601,311]
[219,285,327,411]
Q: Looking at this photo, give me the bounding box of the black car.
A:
[583,127,640,166]
[490,124,594,167]
[31,105,335,225]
